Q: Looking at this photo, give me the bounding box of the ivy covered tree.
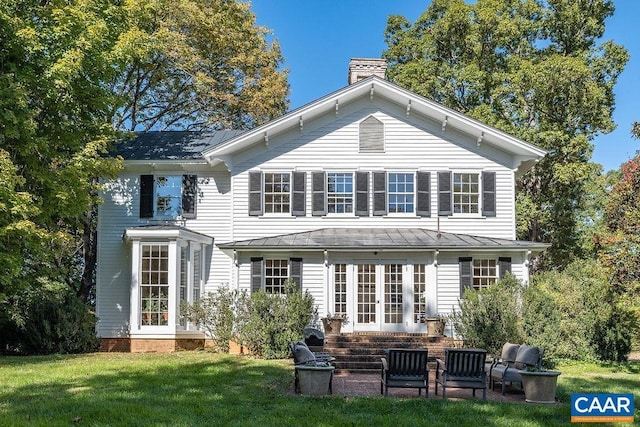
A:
[383,0,628,269]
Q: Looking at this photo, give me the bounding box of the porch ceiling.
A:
[217,228,549,252]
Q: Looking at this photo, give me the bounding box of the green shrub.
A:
[237,279,315,359]
[7,284,99,355]
[525,260,633,362]
[450,274,525,356]
[181,285,237,353]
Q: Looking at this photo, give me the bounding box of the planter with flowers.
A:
[321,313,348,335]
[425,313,447,337]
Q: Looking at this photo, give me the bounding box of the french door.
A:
[354,262,405,332]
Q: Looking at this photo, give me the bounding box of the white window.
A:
[453,173,479,214]
[265,259,288,294]
[334,264,347,317]
[140,244,169,326]
[384,264,403,324]
[140,174,197,219]
[473,259,497,290]
[388,173,414,213]
[327,173,353,213]
[264,173,290,213]
[413,264,427,323]
[155,176,182,218]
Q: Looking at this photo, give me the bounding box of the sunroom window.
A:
[125,226,212,334]
[141,244,169,326]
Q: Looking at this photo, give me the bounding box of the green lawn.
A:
[0,352,637,426]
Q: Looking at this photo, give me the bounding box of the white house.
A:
[96,59,548,352]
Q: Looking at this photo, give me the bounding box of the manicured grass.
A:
[0,352,638,426]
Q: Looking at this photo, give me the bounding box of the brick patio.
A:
[292,370,528,402]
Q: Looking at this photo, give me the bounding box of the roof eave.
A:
[202,76,547,163]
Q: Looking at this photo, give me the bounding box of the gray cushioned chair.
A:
[489,342,520,389]
[290,341,334,394]
[490,344,543,395]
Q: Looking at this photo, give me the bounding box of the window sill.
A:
[447,214,486,219]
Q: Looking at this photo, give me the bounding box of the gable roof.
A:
[202,76,546,171]
[114,130,242,161]
[218,228,550,252]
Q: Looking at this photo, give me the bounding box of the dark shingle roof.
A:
[217,228,550,251]
[114,131,243,161]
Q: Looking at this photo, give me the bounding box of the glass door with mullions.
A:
[354,262,405,332]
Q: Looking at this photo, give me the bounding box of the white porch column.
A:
[129,239,141,331]
[167,240,178,334]
[426,250,439,315]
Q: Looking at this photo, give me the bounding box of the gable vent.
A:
[359,116,384,153]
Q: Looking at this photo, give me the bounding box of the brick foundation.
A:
[100,338,131,352]
[100,338,205,353]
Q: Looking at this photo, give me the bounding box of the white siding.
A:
[97,95,536,338]
[229,99,516,244]
[97,170,233,338]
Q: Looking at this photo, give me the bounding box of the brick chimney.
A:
[348,58,387,84]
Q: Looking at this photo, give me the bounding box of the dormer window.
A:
[359,116,384,153]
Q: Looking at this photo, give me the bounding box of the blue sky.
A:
[250,0,640,172]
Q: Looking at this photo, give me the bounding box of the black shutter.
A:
[251,257,263,293]
[459,257,473,296]
[498,257,512,278]
[482,171,496,217]
[373,171,387,216]
[416,172,431,217]
[289,258,302,290]
[140,174,154,218]
[292,172,306,216]
[355,172,369,216]
[438,171,452,216]
[312,172,326,216]
[248,172,262,216]
[182,175,197,219]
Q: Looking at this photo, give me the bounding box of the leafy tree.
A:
[383,0,628,269]
[0,0,123,307]
[109,0,289,131]
[525,260,634,362]
[2,0,289,310]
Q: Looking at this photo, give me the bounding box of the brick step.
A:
[321,334,448,373]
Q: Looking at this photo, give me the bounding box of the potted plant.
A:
[322,313,348,335]
[295,360,335,396]
[519,366,561,404]
[426,313,447,337]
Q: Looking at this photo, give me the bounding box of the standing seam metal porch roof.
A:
[217,228,550,251]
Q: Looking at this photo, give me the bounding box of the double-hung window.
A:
[265,259,289,294]
[140,174,197,219]
[327,173,353,214]
[251,257,303,294]
[388,173,414,213]
[453,173,479,214]
[472,259,497,290]
[460,257,510,294]
[264,173,290,214]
